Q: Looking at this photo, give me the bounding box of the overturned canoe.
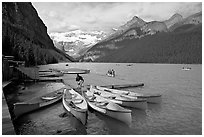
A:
[82,90,132,125]
[13,88,64,118]
[39,71,63,77]
[62,68,90,74]
[90,85,147,110]
[62,88,88,125]
[97,86,162,104]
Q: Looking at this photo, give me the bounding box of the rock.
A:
[2,2,73,66]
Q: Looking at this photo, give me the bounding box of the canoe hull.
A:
[138,95,162,104]
[62,96,87,125]
[91,86,147,110]
[62,89,88,125]
[13,103,39,118]
[62,69,90,74]
[106,109,131,125]
[120,100,147,110]
[13,88,63,118]
[83,91,132,125]
[97,86,161,104]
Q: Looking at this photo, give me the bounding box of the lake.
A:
[4,63,202,135]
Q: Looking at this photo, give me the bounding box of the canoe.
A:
[39,71,63,77]
[13,88,64,118]
[97,86,162,104]
[62,68,90,74]
[90,85,147,110]
[106,73,115,77]
[82,90,132,125]
[182,67,191,71]
[62,88,88,125]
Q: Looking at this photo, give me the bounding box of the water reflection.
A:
[59,107,87,135]
[56,112,87,135]
[93,111,132,135]
[147,103,162,113]
[131,109,147,122]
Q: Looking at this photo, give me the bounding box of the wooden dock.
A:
[1,68,143,135]
[38,77,63,82]
[102,83,144,89]
[62,73,144,90]
[2,90,16,135]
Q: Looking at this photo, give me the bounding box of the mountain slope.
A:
[2,2,74,66]
[169,11,202,31]
[97,24,201,63]
[82,12,202,64]
[164,13,183,29]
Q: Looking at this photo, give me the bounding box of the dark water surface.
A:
[4,63,202,135]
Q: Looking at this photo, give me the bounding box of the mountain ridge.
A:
[81,11,202,64]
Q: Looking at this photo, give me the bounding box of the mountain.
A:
[169,11,202,31]
[2,2,74,66]
[164,13,183,29]
[50,30,106,59]
[81,12,202,64]
[97,16,146,44]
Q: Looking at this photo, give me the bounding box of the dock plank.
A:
[62,73,144,89]
[2,92,16,135]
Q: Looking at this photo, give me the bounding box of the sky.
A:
[32,2,202,33]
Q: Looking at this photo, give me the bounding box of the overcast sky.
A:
[32,2,202,33]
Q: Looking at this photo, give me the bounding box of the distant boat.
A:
[82,89,132,125]
[13,88,64,118]
[62,68,90,74]
[127,64,133,66]
[62,88,88,125]
[106,73,115,77]
[182,67,191,71]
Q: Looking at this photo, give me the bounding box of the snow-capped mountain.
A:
[49,30,106,58]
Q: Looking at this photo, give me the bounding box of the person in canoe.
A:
[76,74,84,88]
[112,69,115,77]
[107,69,115,77]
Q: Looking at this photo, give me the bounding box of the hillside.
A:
[2,2,74,66]
[82,12,202,64]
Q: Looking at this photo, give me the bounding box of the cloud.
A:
[50,24,80,32]
[32,2,202,33]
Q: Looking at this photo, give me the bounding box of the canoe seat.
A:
[99,102,108,106]
[94,92,101,95]
[69,100,84,109]
[108,96,116,99]
[88,96,96,102]
[71,94,77,98]
[56,91,63,95]
[121,92,129,95]
[41,96,57,100]
[66,93,77,100]
[73,99,83,104]
[96,102,108,107]
[104,89,111,92]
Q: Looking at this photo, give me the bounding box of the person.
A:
[76,74,84,88]
[111,69,115,77]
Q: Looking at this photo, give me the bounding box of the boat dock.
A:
[2,67,144,135]
[62,73,144,90]
[38,77,63,82]
[2,82,16,135]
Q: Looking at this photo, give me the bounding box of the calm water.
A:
[4,63,202,135]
